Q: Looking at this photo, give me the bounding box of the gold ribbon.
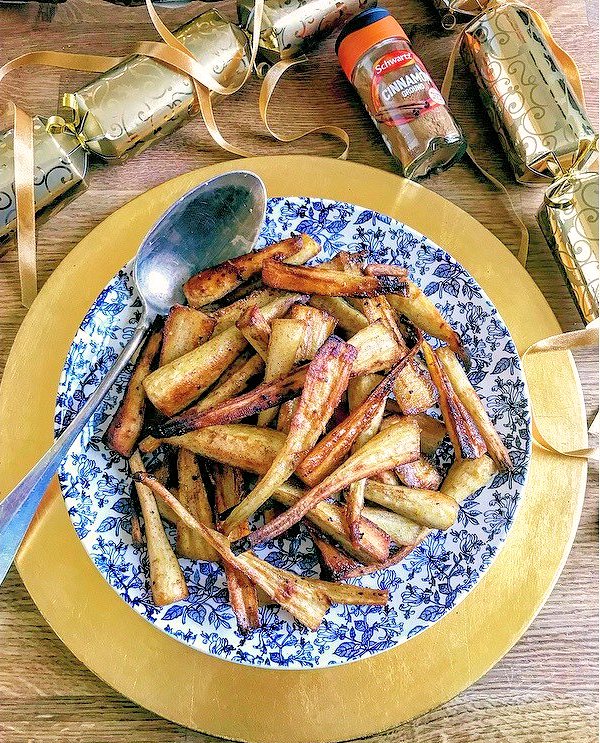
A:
[0,0,350,305]
[441,0,590,268]
[523,319,599,460]
[258,57,350,159]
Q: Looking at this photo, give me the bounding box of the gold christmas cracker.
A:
[460,2,596,184]
[237,0,376,61]
[60,10,251,163]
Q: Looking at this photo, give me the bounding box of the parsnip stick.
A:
[422,341,487,461]
[183,234,320,307]
[262,259,408,297]
[306,524,361,580]
[143,294,306,416]
[236,305,271,360]
[131,473,331,630]
[221,337,357,533]
[436,347,513,470]
[364,480,458,530]
[258,319,304,427]
[176,449,218,561]
[161,425,285,475]
[129,452,188,606]
[305,577,389,606]
[361,506,425,548]
[379,415,442,489]
[247,418,420,547]
[209,289,284,334]
[193,353,264,413]
[344,454,498,579]
[288,305,337,361]
[106,326,162,457]
[159,305,216,367]
[440,454,497,502]
[309,296,368,335]
[345,374,387,546]
[272,482,390,563]
[387,282,469,365]
[213,464,260,633]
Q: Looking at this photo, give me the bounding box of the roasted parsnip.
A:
[346,321,403,375]
[192,353,264,413]
[247,418,421,546]
[176,449,218,562]
[307,525,361,580]
[161,424,286,475]
[222,337,357,533]
[106,326,162,457]
[436,347,512,470]
[361,506,426,547]
[309,296,368,335]
[305,577,389,606]
[159,305,216,367]
[380,415,443,489]
[258,318,305,427]
[295,347,420,487]
[236,304,271,360]
[262,259,408,297]
[132,474,331,630]
[183,234,320,307]
[129,451,188,605]
[387,282,469,365]
[440,454,497,502]
[209,289,283,334]
[364,480,458,530]
[422,341,487,461]
[213,463,260,633]
[288,305,337,361]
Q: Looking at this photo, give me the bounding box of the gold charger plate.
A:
[0,156,587,742]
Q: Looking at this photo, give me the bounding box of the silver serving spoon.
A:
[0,171,267,585]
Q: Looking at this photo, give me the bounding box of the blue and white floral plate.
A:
[55,196,531,670]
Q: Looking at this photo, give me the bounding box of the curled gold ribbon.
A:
[258,57,350,159]
[523,319,599,460]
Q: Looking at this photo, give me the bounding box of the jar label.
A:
[370,50,445,126]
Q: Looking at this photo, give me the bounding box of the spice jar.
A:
[336,8,467,178]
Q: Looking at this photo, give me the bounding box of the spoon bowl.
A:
[135,171,266,316]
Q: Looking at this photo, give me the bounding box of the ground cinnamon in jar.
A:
[336,8,467,178]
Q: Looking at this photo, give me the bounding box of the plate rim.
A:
[1,156,587,742]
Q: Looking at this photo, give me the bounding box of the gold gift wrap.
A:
[432,0,486,30]
[461,3,596,184]
[0,116,88,245]
[538,170,599,324]
[238,0,376,61]
[66,10,250,163]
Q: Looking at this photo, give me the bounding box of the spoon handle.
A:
[0,318,151,586]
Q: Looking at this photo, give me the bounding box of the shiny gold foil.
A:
[68,10,250,162]
[461,3,596,184]
[431,0,486,31]
[238,0,376,61]
[0,115,87,245]
[538,170,599,324]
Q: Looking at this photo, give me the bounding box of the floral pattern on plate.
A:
[55,197,531,669]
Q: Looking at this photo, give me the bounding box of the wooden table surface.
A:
[0,0,598,740]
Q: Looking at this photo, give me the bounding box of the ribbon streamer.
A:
[523,320,599,460]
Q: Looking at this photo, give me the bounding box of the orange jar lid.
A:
[336,9,409,81]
